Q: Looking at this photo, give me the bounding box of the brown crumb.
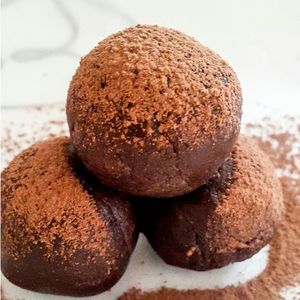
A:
[186,246,197,257]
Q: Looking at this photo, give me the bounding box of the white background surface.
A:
[2,0,300,114]
[1,1,300,299]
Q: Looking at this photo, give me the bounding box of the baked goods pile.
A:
[1,25,284,297]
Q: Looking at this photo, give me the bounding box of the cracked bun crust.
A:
[66,24,242,198]
[1,137,138,296]
[139,136,284,270]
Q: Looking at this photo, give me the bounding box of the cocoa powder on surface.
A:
[1,108,299,300]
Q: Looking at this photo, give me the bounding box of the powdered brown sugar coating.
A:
[140,136,284,270]
[67,24,242,197]
[1,137,137,296]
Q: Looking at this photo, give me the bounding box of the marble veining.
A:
[10,0,81,62]
[2,0,136,63]
[1,0,299,113]
[1,0,18,7]
[7,0,135,64]
[86,0,136,26]
[1,0,136,107]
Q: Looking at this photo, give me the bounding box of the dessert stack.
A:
[1,25,284,297]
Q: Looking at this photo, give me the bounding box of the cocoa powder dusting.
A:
[210,136,284,255]
[67,25,242,151]
[1,137,112,264]
[118,116,300,300]
[1,109,299,299]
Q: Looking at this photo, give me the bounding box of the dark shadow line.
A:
[10,48,81,62]
[1,0,18,8]
[1,102,64,110]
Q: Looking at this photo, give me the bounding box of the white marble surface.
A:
[2,0,300,111]
[1,1,300,299]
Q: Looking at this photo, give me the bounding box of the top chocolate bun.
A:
[67,25,242,198]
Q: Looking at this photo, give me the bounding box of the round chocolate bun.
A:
[139,136,284,271]
[1,137,137,297]
[67,24,242,198]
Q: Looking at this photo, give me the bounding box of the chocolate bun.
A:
[139,136,284,270]
[1,137,137,296]
[67,24,242,198]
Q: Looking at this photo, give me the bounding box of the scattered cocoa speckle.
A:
[1,105,68,167]
[49,120,64,125]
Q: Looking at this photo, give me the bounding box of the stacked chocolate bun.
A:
[1,25,284,297]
